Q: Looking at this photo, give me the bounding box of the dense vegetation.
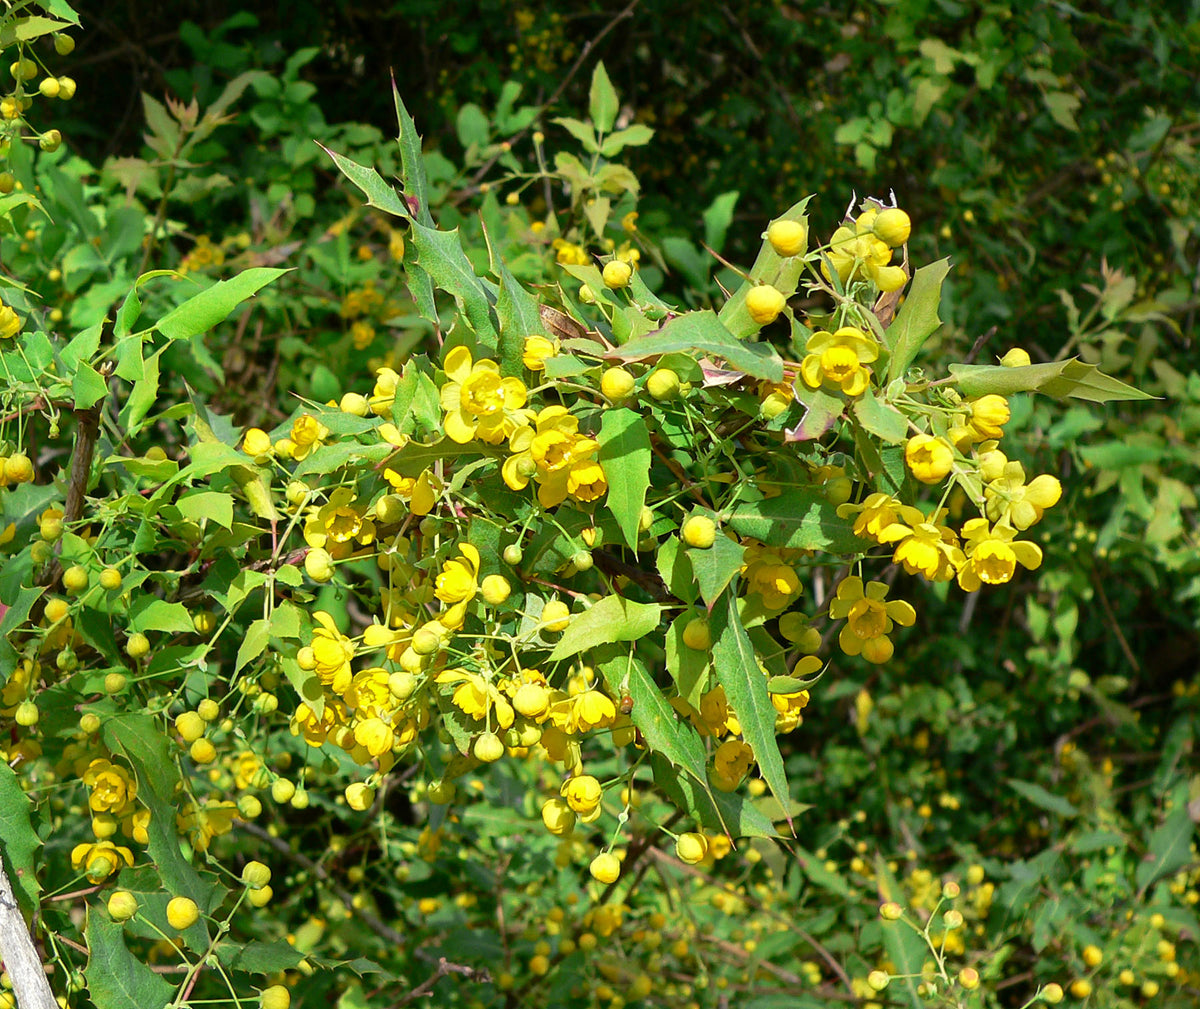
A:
[1,3,1197,1009]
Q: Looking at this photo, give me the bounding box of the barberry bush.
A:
[2,6,1198,1009]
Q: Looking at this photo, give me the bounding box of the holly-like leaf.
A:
[709,588,793,832]
[410,222,498,348]
[949,359,1154,402]
[84,913,175,1009]
[548,595,665,662]
[886,258,951,383]
[155,268,288,342]
[726,490,861,553]
[607,310,784,382]
[598,408,651,550]
[0,763,40,912]
[685,532,746,609]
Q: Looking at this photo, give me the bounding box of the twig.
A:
[462,0,642,190]
[389,957,491,1007]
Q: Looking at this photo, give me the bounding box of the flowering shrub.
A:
[2,11,1195,1009]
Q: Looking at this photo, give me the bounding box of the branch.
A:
[390,957,491,1008]
[0,857,57,1009]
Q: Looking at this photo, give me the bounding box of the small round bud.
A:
[427,779,456,804]
[601,366,636,400]
[62,565,89,594]
[304,547,334,583]
[1041,983,1064,1004]
[197,699,219,721]
[682,617,711,651]
[473,731,505,762]
[14,701,38,727]
[879,901,903,921]
[570,550,593,572]
[189,738,216,764]
[259,983,290,1009]
[481,574,511,605]
[339,392,370,416]
[958,968,980,991]
[174,711,205,743]
[248,885,273,908]
[238,795,263,818]
[99,567,122,590]
[873,208,912,246]
[345,782,375,811]
[502,543,524,566]
[674,832,708,864]
[56,77,77,101]
[745,285,786,325]
[104,672,127,694]
[165,896,199,931]
[1000,347,1032,367]
[54,34,76,55]
[646,368,680,401]
[241,861,271,888]
[270,778,295,803]
[39,130,62,153]
[602,260,633,289]
[589,852,621,884]
[4,454,33,484]
[1081,945,1101,968]
[107,891,138,922]
[79,712,101,734]
[125,632,150,659]
[867,970,890,992]
[681,515,716,549]
[767,219,807,257]
[540,600,571,631]
[38,77,60,99]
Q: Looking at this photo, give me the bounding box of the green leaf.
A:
[655,537,696,604]
[886,258,951,383]
[236,618,271,672]
[60,321,104,371]
[455,103,489,148]
[68,357,106,410]
[599,655,707,784]
[176,491,234,530]
[598,408,651,550]
[552,116,599,153]
[665,611,709,707]
[949,359,1154,402]
[852,388,909,444]
[703,190,740,254]
[607,310,784,382]
[319,142,410,219]
[589,62,619,133]
[548,596,664,662]
[685,533,746,609]
[1044,90,1081,131]
[1008,779,1079,818]
[411,222,498,347]
[726,490,861,553]
[127,598,193,635]
[391,80,434,226]
[599,124,654,157]
[787,384,845,442]
[84,913,175,1009]
[709,589,792,830]
[0,16,72,47]
[0,763,40,912]
[1136,793,1196,891]
[156,268,288,342]
[222,939,305,973]
[102,714,214,908]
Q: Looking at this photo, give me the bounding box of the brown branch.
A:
[389,957,491,1008]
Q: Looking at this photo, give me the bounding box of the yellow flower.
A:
[435,542,480,627]
[352,717,394,758]
[71,840,134,882]
[955,519,1043,592]
[877,518,964,582]
[383,467,440,516]
[837,493,920,545]
[967,395,1010,441]
[799,327,878,397]
[176,800,239,852]
[82,758,138,816]
[351,320,375,350]
[562,774,603,820]
[522,335,559,371]
[712,739,755,791]
[503,407,605,507]
[436,669,515,729]
[984,462,1062,531]
[905,434,954,484]
[440,346,529,444]
[0,303,23,340]
[742,542,803,610]
[310,611,355,694]
[566,459,608,503]
[699,686,740,738]
[823,218,907,292]
[570,689,616,732]
[289,414,328,461]
[829,577,915,664]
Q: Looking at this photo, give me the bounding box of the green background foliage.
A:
[1,3,1199,1009]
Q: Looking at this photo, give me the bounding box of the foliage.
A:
[1,6,1198,1009]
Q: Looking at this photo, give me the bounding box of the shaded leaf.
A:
[886,258,951,383]
[155,268,288,342]
[84,913,174,1009]
[726,491,861,553]
[685,533,746,609]
[1008,779,1078,818]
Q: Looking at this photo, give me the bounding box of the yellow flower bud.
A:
[745,285,786,325]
